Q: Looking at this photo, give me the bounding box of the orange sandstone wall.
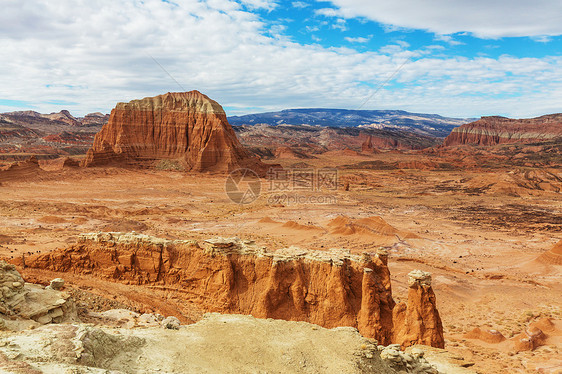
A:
[15,232,444,348]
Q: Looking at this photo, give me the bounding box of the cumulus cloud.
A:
[0,0,561,118]
[323,0,562,39]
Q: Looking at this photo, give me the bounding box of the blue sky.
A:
[1,0,562,118]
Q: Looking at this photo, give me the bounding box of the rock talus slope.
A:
[82,91,268,174]
[444,114,562,146]
[16,232,445,348]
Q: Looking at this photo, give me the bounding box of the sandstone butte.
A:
[14,232,444,349]
[443,114,562,146]
[361,134,404,151]
[82,91,269,174]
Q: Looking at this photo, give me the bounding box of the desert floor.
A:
[0,154,561,373]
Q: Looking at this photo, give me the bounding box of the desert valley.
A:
[0,90,560,373]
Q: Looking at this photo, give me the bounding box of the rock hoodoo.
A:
[82,91,269,174]
[392,270,444,349]
[14,232,445,348]
[444,114,562,146]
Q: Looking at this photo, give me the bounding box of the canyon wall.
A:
[444,114,562,146]
[15,232,444,348]
[82,91,268,174]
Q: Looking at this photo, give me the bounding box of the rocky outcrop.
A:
[0,313,450,374]
[0,261,76,328]
[0,155,44,182]
[361,135,375,153]
[464,327,506,343]
[360,135,386,154]
[14,232,444,348]
[511,317,558,352]
[274,146,312,159]
[80,112,110,126]
[536,240,562,265]
[444,114,562,146]
[82,91,269,174]
[512,326,547,352]
[392,270,445,349]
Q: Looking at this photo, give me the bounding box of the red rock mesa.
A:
[82,91,268,174]
[444,114,562,146]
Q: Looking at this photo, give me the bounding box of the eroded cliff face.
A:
[82,91,268,174]
[444,114,562,147]
[14,232,444,347]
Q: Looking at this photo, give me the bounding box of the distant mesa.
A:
[444,114,562,146]
[82,91,270,174]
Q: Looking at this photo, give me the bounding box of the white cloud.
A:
[532,35,553,43]
[434,34,464,46]
[315,8,339,17]
[239,0,277,10]
[345,36,370,43]
[0,0,561,119]
[323,0,562,39]
[331,18,347,31]
[292,1,309,8]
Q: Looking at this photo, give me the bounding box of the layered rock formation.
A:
[82,91,269,174]
[14,232,444,348]
[536,240,562,265]
[444,114,562,146]
[0,155,44,182]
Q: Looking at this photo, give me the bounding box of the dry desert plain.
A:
[0,150,561,373]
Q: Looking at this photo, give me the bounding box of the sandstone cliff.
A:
[82,91,269,174]
[444,114,562,146]
[14,232,444,348]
